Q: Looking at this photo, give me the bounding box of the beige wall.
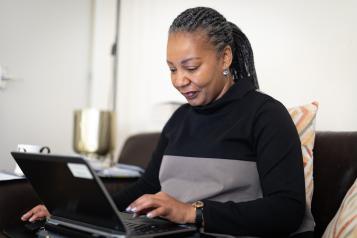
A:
[0,0,92,170]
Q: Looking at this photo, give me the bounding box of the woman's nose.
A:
[172,71,190,88]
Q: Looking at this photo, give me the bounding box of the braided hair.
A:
[169,7,259,89]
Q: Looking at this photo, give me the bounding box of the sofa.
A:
[0,131,356,237]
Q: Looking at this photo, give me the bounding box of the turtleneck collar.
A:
[192,77,256,114]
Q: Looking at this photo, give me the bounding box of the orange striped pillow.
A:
[288,102,319,210]
[322,179,357,238]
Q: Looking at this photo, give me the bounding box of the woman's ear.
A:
[222,45,233,70]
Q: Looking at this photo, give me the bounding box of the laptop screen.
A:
[11,152,126,232]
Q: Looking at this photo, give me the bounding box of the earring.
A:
[223,69,229,76]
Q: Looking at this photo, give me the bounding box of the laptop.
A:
[11,152,196,237]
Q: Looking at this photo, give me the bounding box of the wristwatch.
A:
[192,201,204,228]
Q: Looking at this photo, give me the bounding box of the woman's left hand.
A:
[126,192,195,224]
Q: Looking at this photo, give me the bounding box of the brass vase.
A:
[73,109,116,159]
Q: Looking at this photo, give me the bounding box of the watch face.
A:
[193,201,204,208]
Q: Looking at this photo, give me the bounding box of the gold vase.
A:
[73,109,116,158]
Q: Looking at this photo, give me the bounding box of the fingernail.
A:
[29,217,34,222]
[125,206,131,212]
[147,213,153,218]
[131,207,137,212]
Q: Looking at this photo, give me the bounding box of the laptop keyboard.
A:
[120,212,192,235]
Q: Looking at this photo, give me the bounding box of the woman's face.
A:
[166,31,233,106]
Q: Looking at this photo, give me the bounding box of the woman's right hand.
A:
[21,205,50,222]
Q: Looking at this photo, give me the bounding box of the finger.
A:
[126,194,148,211]
[28,210,47,222]
[146,207,167,219]
[126,194,156,212]
[29,210,48,222]
[132,197,162,214]
[21,211,33,221]
[22,205,40,220]
[21,205,47,221]
[29,214,40,222]
[29,214,39,222]
[132,207,155,218]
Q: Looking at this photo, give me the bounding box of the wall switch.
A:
[0,66,5,89]
[0,66,19,90]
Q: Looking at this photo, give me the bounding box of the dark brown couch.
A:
[1,131,356,237]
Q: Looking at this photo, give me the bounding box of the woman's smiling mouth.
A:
[182,91,199,100]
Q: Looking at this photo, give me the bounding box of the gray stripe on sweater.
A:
[159,155,262,203]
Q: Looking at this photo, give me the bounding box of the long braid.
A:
[229,22,259,88]
[169,7,259,89]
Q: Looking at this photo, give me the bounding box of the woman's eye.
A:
[187,66,198,72]
[169,68,177,73]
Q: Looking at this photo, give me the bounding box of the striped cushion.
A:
[288,102,319,212]
[323,179,357,238]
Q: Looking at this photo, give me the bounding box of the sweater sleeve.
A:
[112,131,168,211]
[202,100,306,237]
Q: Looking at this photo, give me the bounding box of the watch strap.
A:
[195,206,203,228]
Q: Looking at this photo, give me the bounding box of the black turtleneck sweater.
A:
[113,78,310,237]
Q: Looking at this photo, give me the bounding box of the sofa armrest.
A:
[312,131,357,237]
[118,132,160,169]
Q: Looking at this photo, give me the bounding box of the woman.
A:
[22,7,314,237]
